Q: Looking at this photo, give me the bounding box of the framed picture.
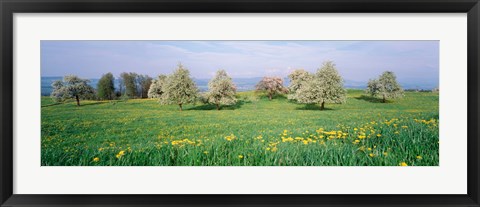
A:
[1,0,479,206]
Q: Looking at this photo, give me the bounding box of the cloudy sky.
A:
[41,40,439,86]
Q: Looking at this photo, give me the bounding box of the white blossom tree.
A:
[255,77,288,100]
[148,75,167,98]
[160,64,198,111]
[287,69,313,100]
[206,70,237,110]
[295,61,346,110]
[366,71,404,103]
[50,75,95,106]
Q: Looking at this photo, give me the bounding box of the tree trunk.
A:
[320,101,325,110]
[382,95,386,103]
[268,93,272,100]
[216,104,220,110]
[75,95,80,106]
[179,104,183,111]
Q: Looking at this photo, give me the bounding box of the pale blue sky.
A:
[41,40,439,86]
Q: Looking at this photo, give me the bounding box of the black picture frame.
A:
[1,0,479,206]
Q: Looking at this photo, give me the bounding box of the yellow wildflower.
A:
[400,162,408,166]
[225,134,236,141]
[93,157,100,162]
[369,153,375,157]
[416,155,422,160]
[238,155,244,159]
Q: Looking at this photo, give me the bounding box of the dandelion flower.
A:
[93,157,100,162]
[238,155,244,159]
[369,153,375,157]
[416,155,422,160]
[400,162,408,166]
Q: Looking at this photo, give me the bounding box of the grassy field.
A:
[41,90,439,166]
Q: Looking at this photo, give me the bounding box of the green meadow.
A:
[41,90,439,166]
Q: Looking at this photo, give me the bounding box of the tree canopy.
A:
[96,73,115,100]
[287,69,313,101]
[120,72,138,98]
[137,75,152,98]
[148,75,167,98]
[50,75,95,106]
[206,70,237,110]
[294,61,346,110]
[255,77,288,100]
[159,64,199,111]
[366,71,404,103]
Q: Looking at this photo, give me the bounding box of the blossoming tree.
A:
[294,61,346,110]
[206,70,237,110]
[287,69,313,101]
[147,75,167,98]
[50,75,95,106]
[255,76,288,100]
[159,64,198,111]
[366,71,404,103]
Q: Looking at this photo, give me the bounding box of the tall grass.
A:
[41,90,439,166]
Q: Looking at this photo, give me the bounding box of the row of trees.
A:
[51,61,404,109]
[146,64,237,111]
[96,72,153,101]
[258,61,404,109]
[51,72,153,106]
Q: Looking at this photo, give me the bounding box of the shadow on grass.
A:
[79,101,110,107]
[188,100,246,110]
[43,99,132,108]
[255,92,288,101]
[41,102,64,108]
[41,99,75,108]
[355,95,392,103]
[295,104,333,111]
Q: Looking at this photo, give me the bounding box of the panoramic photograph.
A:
[41,40,439,166]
